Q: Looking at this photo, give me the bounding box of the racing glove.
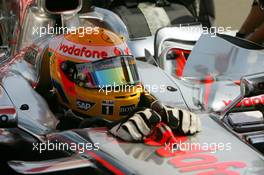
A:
[110,102,201,142]
[150,101,202,135]
[109,108,161,142]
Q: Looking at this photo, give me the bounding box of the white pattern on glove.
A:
[109,108,161,142]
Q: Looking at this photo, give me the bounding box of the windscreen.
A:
[172,34,264,112]
[183,34,264,81]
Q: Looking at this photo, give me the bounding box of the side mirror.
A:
[0,107,17,128]
[240,72,264,98]
[154,24,202,60]
[43,0,82,15]
[220,72,264,117]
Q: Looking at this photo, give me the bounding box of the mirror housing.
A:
[220,72,264,117]
[41,0,82,15]
[154,23,202,60]
[241,72,264,98]
[0,107,17,128]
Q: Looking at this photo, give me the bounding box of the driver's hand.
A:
[109,104,201,142]
[151,101,202,134]
[109,108,161,142]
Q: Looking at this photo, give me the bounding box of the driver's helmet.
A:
[49,28,142,121]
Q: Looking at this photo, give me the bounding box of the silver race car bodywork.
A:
[0,0,264,175]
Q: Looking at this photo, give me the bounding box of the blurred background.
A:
[215,0,252,29]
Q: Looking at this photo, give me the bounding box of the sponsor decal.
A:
[89,127,247,175]
[223,95,264,108]
[102,100,114,115]
[148,131,247,174]
[59,44,108,59]
[114,47,122,56]
[76,99,95,111]
[0,107,16,115]
[119,105,136,115]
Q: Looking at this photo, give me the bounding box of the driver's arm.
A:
[237,0,264,39]
[246,22,264,44]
